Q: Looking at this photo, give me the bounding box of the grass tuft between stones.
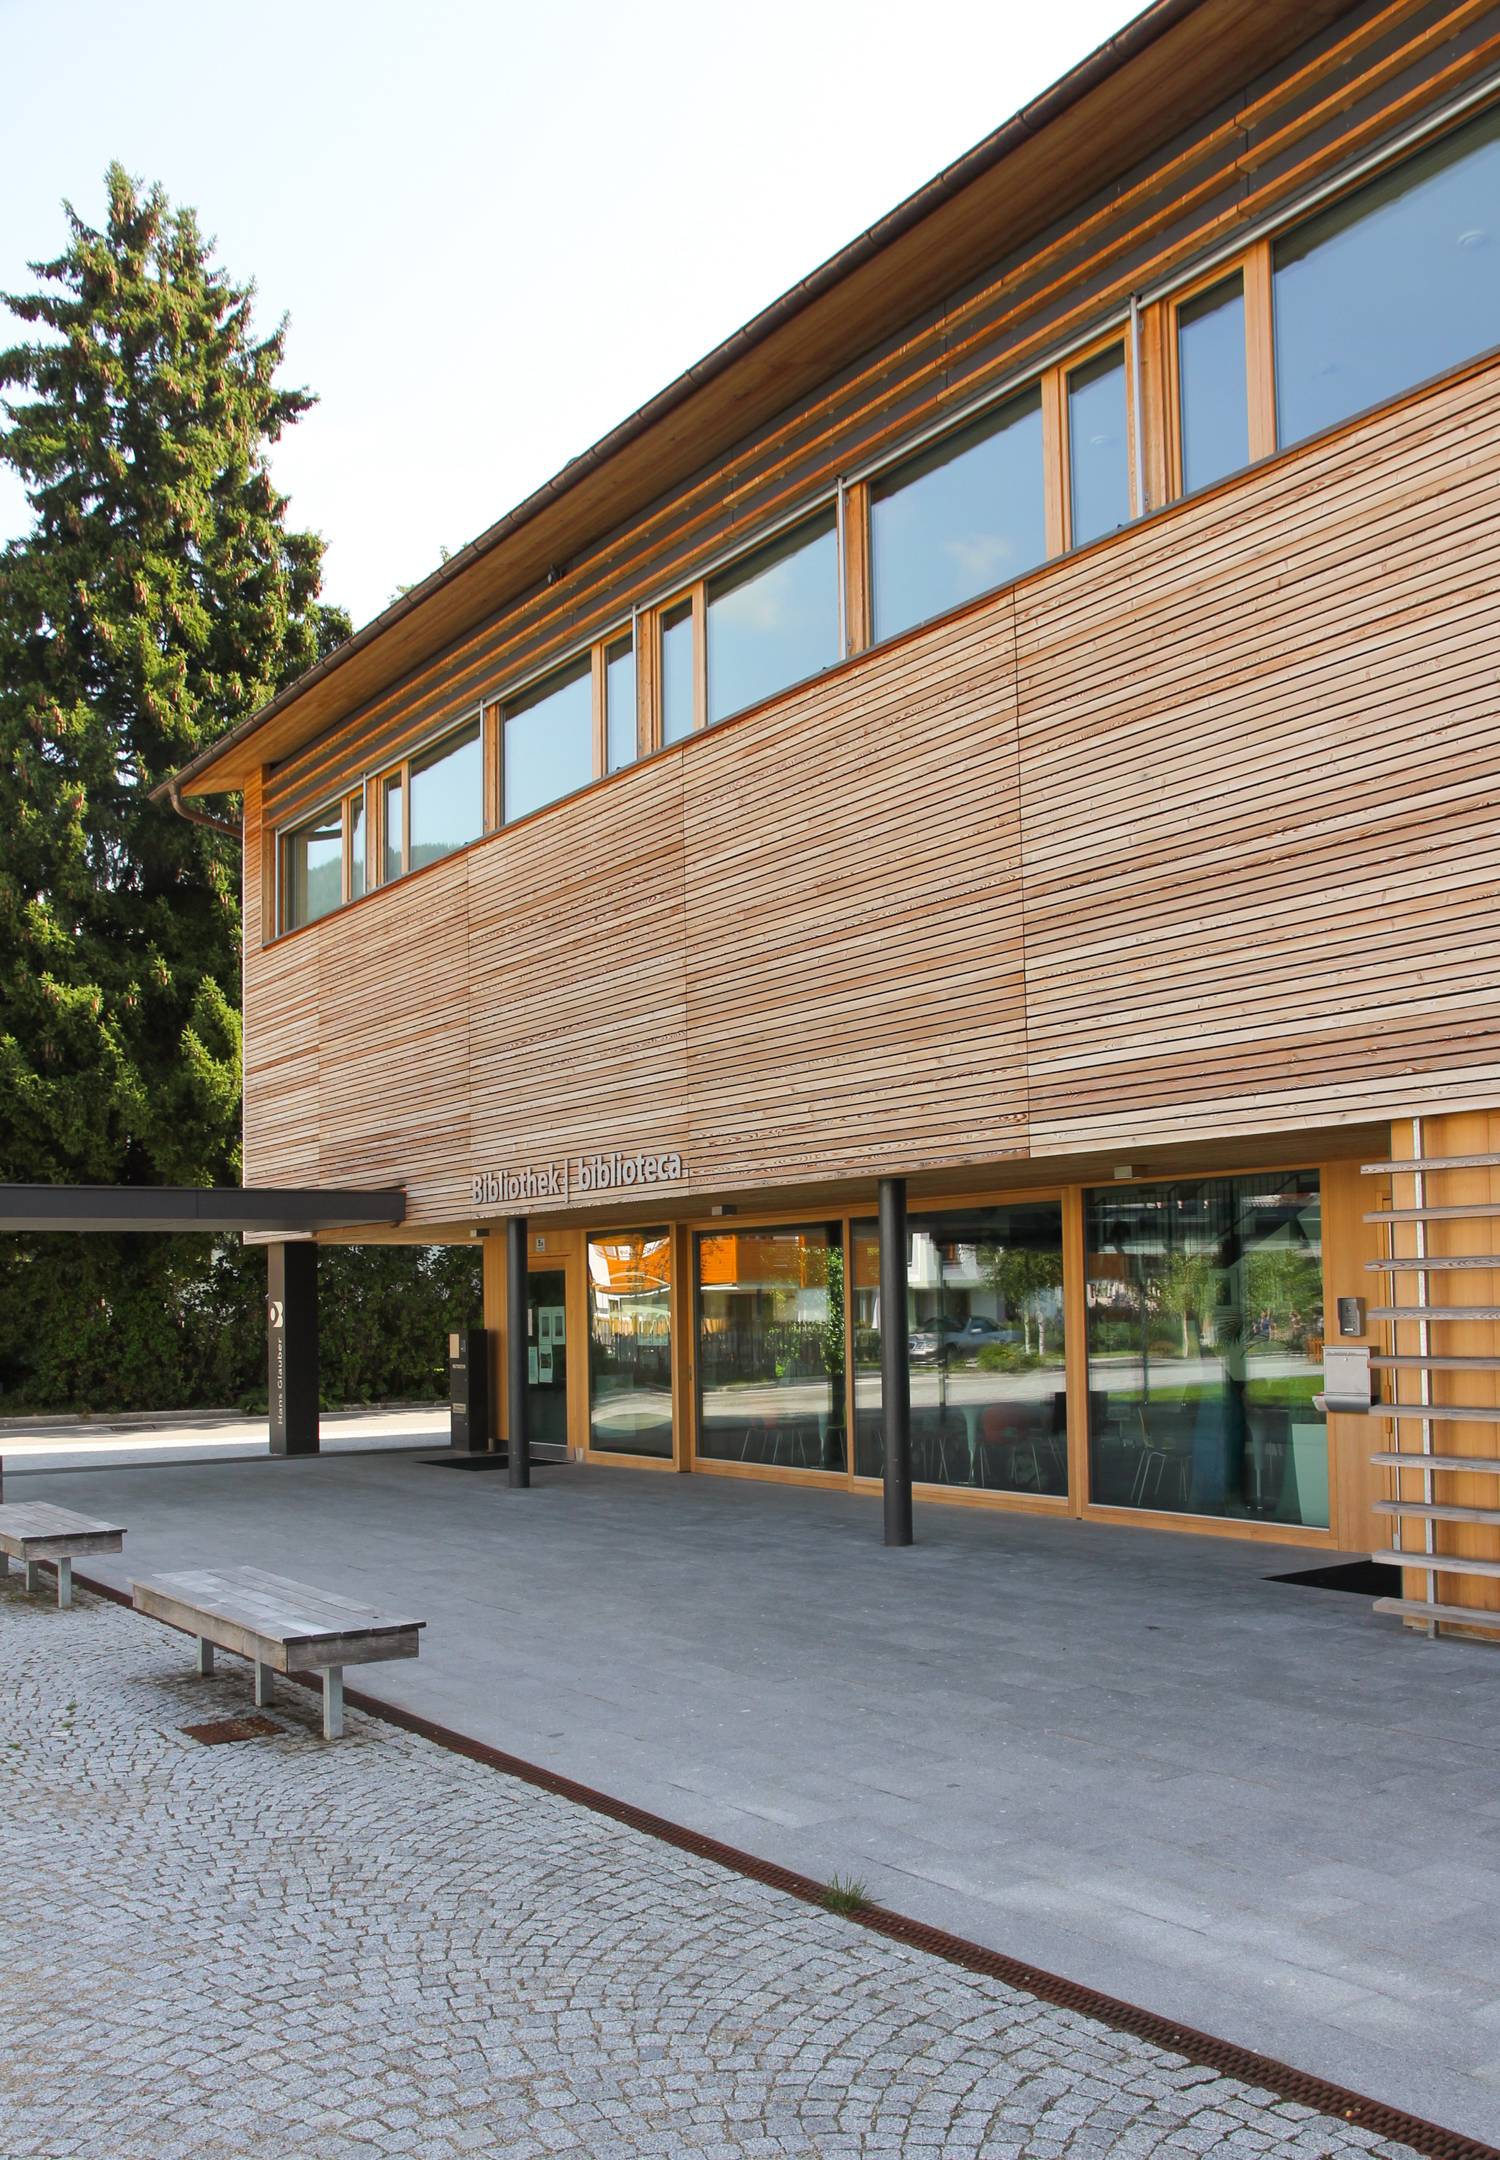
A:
[821,1873,874,1916]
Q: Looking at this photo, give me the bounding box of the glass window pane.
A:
[525,1267,570,1447]
[381,773,403,884]
[588,1230,672,1457]
[280,805,344,931]
[853,1203,1067,1494]
[1275,105,1500,447]
[1085,1172,1327,1527]
[409,719,482,870]
[1177,273,1248,495]
[695,1224,846,1470]
[870,388,1046,642]
[660,601,695,745]
[706,513,838,726]
[604,634,637,775]
[504,663,592,824]
[1068,344,1131,548]
[347,793,366,901]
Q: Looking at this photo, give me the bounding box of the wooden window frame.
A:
[840,479,871,656]
[341,782,367,905]
[598,623,640,778]
[650,585,706,750]
[374,762,408,888]
[1159,246,1276,503]
[1049,326,1138,556]
[278,790,362,935]
[367,709,486,882]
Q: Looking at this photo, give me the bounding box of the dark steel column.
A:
[879,1176,912,1546]
[267,1242,319,1456]
[506,1215,530,1489]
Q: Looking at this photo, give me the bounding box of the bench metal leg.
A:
[196,1637,215,1677]
[56,1559,72,1610]
[322,1667,344,1741]
[0,1550,9,1578]
[254,1661,274,1708]
[24,1561,40,1595]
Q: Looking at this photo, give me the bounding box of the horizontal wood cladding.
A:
[467,760,688,1177]
[679,609,1028,1186]
[311,858,472,1219]
[242,770,322,1190]
[255,0,1495,833]
[1019,361,1500,1155]
[242,357,1500,1220]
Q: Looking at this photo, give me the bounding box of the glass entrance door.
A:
[525,1266,570,1452]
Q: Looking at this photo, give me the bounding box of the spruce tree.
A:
[0,165,351,1406]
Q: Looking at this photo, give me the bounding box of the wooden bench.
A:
[131,1566,424,1739]
[0,1502,125,1607]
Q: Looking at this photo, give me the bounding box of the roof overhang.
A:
[166,0,1357,800]
[0,1186,407,1235]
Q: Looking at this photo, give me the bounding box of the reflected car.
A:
[909,1327,944,1361]
[945,1316,1017,1348]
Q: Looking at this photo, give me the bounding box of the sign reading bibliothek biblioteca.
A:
[471,1151,685,1207]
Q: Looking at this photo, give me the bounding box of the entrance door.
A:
[525,1265,571,1455]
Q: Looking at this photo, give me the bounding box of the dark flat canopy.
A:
[0,1185,406,1235]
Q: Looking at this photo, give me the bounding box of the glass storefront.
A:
[570,1169,1333,1532]
[1084,1172,1327,1527]
[695,1224,847,1470]
[851,1202,1068,1495]
[587,1229,673,1458]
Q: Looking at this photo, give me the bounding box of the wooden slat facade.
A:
[228,0,1500,1594]
[243,348,1500,1214]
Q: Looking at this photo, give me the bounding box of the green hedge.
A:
[0,1235,481,1415]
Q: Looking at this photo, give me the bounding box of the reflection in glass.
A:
[605,634,637,774]
[696,1224,846,1470]
[348,792,366,901]
[1275,105,1500,448]
[1178,273,1248,494]
[281,805,343,930]
[1068,344,1131,547]
[409,720,482,870]
[852,1204,1067,1495]
[525,1266,569,1449]
[1084,1173,1327,1526]
[505,662,592,823]
[706,513,837,726]
[660,601,695,745]
[870,389,1046,642]
[381,772,403,884]
[588,1229,672,1458]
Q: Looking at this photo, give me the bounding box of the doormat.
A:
[420,1452,571,1471]
[1266,1559,1389,1595]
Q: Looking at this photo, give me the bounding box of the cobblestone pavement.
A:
[0,1580,1427,2160]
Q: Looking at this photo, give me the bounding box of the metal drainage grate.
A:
[180,1715,283,1746]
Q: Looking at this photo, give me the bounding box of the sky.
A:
[0,0,1134,634]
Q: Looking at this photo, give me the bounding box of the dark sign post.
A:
[266,1241,319,1456]
[448,1327,492,1453]
[506,1215,530,1489]
[879,1176,914,1547]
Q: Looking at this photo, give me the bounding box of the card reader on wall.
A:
[1321,1343,1374,1414]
